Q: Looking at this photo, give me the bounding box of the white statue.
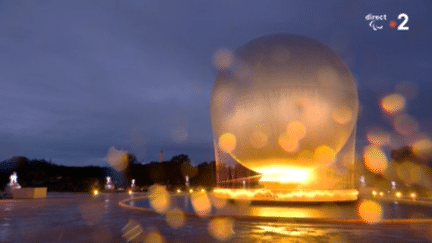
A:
[7,171,21,191]
[130,179,136,191]
[105,176,114,191]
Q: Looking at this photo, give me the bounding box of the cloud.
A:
[0,0,430,166]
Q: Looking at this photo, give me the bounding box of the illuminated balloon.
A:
[210,34,358,175]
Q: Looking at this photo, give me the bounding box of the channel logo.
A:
[365,13,409,31]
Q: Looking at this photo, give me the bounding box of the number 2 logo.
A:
[397,13,409,31]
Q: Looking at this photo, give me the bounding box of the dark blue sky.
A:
[0,0,431,166]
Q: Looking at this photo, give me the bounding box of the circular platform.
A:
[119,192,432,224]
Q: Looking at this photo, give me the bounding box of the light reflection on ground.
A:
[1,192,432,242]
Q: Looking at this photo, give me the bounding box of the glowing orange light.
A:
[381,93,405,114]
[358,200,383,224]
[212,188,358,202]
[176,189,181,193]
[93,190,99,195]
[128,190,132,195]
[372,190,377,196]
[191,191,211,217]
[395,191,402,198]
[412,138,432,159]
[209,194,227,209]
[210,35,359,198]
[218,133,236,153]
[278,134,299,153]
[379,192,384,197]
[332,105,353,125]
[208,218,234,241]
[286,121,306,139]
[166,207,185,229]
[410,192,417,199]
[363,145,388,174]
[149,185,171,214]
[259,167,310,183]
[297,149,314,164]
[144,230,165,243]
[313,145,336,166]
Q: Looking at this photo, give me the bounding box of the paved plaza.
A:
[1,193,432,242]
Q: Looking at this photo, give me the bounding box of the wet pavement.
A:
[1,192,432,242]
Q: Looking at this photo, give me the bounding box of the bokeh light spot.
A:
[144,229,166,243]
[208,217,234,241]
[105,147,128,172]
[278,134,299,153]
[358,200,383,224]
[412,138,432,159]
[381,93,406,114]
[363,145,388,174]
[166,207,185,229]
[219,133,236,153]
[191,191,212,217]
[209,193,227,209]
[332,105,353,125]
[286,121,306,140]
[313,145,335,166]
[149,185,171,214]
[395,191,402,198]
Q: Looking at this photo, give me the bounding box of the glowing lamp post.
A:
[211,34,359,202]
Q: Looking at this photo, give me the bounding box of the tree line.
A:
[0,154,216,192]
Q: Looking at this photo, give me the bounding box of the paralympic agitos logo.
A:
[365,13,409,31]
[365,13,387,31]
